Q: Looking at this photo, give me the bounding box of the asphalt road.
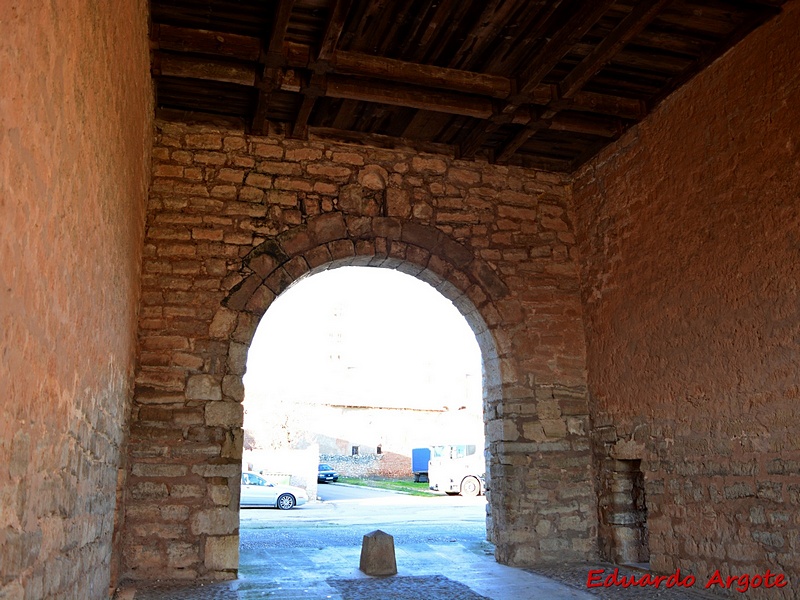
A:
[240,483,488,544]
[315,481,405,502]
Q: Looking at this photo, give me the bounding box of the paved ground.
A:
[116,489,724,600]
[118,536,594,600]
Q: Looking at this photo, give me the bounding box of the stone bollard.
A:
[359,529,397,576]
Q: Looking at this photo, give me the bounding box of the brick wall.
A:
[122,118,595,581]
[572,3,800,595]
[0,2,151,598]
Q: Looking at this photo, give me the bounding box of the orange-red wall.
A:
[573,3,800,592]
[0,2,151,597]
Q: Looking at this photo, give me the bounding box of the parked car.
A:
[240,472,308,509]
[318,463,339,483]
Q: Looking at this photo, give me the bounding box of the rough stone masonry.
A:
[122,118,595,581]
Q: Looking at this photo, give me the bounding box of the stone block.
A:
[205,401,243,427]
[357,165,388,190]
[285,147,322,161]
[167,542,200,568]
[210,484,232,506]
[205,536,239,570]
[307,163,352,179]
[359,530,397,576]
[411,156,447,174]
[186,374,222,401]
[308,212,347,244]
[185,133,222,150]
[332,152,364,165]
[191,508,239,535]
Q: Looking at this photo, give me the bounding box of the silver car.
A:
[240,472,308,510]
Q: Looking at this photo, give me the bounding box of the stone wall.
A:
[572,3,800,595]
[320,452,413,479]
[122,117,595,581]
[0,2,152,598]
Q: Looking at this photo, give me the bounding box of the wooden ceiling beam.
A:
[553,91,646,120]
[309,126,457,158]
[458,0,615,160]
[448,0,514,70]
[292,94,318,139]
[402,111,453,141]
[325,77,494,119]
[559,0,674,99]
[511,154,575,173]
[482,0,563,75]
[291,0,351,139]
[346,0,392,53]
[494,122,550,164]
[423,0,475,65]
[155,53,256,86]
[414,0,460,55]
[264,0,295,67]
[459,118,505,160]
[517,0,617,98]
[317,0,352,62]
[153,24,261,61]
[252,68,281,133]
[292,73,327,139]
[549,114,624,138]
[254,0,297,134]
[156,32,643,119]
[154,46,644,125]
[332,50,512,99]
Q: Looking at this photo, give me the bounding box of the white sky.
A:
[243,266,483,414]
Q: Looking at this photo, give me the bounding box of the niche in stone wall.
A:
[603,458,649,565]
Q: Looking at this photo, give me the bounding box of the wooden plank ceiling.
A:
[150,0,786,172]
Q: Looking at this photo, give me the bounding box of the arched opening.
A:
[242,264,485,484]
[230,259,502,590]
[236,261,496,548]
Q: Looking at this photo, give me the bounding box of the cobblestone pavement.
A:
[120,575,490,600]
[327,574,490,599]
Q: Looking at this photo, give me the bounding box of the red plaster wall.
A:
[0,2,151,597]
[573,3,800,592]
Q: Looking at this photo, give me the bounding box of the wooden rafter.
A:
[264,0,295,66]
[495,122,549,164]
[253,0,296,134]
[332,50,512,99]
[318,0,352,63]
[448,0,515,70]
[421,0,474,65]
[150,0,789,170]
[559,0,674,99]
[482,0,562,75]
[516,0,617,98]
[325,78,494,119]
[460,0,616,159]
[153,45,647,122]
[291,0,352,138]
[154,24,261,61]
[155,53,256,86]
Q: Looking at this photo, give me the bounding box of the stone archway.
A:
[215,217,507,558]
[122,123,597,583]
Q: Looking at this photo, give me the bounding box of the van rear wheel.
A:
[460,476,481,497]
